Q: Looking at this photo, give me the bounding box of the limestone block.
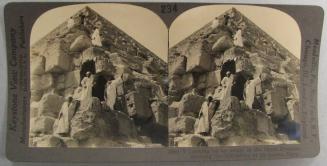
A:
[44,40,71,73]
[212,36,233,52]
[69,34,92,52]
[169,116,196,134]
[169,55,186,75]
[125,91,152,119]
[64,70,81,89]
[254,111,275,136]
[38,93,65,118]
[186,43,212,72]
[81,47,105,63]
[178,92,205,117]
[116,112,138,138]
[33,135,63,147]
[174,134,207,147]
[30,89,43,102]
[30,116,55,134]
[31,73,54,91]
[223,47,244,63]
[262,86,289,121]
[31,55,45,75]
[169,73,194,92]
[206,70,221,88]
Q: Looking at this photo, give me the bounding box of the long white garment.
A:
[233,29,244,47]
[244,77,261,109]
[80,75,94,104]
[220,76,233,100]
[105,77,123,110]
[195,102,210,134]
[211,19,219,29]
[55,102,70,135]
[67,18,75,29]
[91,28,102,47]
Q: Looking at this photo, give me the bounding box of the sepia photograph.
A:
[168,5,301,147]
[29,3,169,148]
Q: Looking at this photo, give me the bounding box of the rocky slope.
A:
[29,6,168,147]
[168,8,300,147]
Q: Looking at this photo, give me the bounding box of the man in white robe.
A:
[195,96,216,135]
[55,97,76,136]
[220,71,234,100]
[244,77,261,109]
[233,28,244,47]
[105,77,123,110]
[91,27,102,47]
[79,72,95,111]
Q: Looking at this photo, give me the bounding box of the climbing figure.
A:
[67,16,75,29]
[195,96,218,136]
[54,96,76,137]
[211,17,219,30]
[233,28,244,47]
[91,27,102,47]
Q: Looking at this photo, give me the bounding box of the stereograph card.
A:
[4,2,324,162]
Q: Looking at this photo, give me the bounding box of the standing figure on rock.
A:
[220,71,234,100]
[91,27,102,47]
[211,17,219,30]
[244,76,262,109]
[67,16,75,29]
[79,71,95,109]
[105,76,123,111]
[55,96,76,137]
[233,28,244,47]
[195,96,216,135]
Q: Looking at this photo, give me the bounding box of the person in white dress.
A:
[244,77,261,109]
[54,97,76,136]
[220,71,234,100]
[233,28,244,47]
[91,27,102,47]
[105,77,123,111]
[79,71,95,110]
[67,17,75,29]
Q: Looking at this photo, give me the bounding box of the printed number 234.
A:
[161,4,178,14]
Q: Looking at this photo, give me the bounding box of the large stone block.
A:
[186,43,212,72]
[169,55,186,75]
[30,55,45,75]
[30,116,55,134]
[169,73,194,92]
[254,111,275,136]
[169,116,196,134]
[44,40,71,73]
[178,92,205,117]
[174,134,207,147]
[64,70,81,89]
[38,93,65,118]
[69,34,92,52]
[81,47,105,63]
[235,58,254,73]
[223,47,244,63]
[206,70,221,88]
[116,112,138,138]
[125,91,152,119]
[212,36,233,52]
[262,86,289,121]
[30,89,43,102]
[31,73,54,91]
[32,135,63,147]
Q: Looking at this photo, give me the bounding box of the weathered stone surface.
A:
[169,55,186,75]
[30,90,43,102]
[174,134,207,147]
[211,111,234,139]
[212,35,233,52]
[178,92,205,117]
[64,70,81,89]
[125,91,152,119]
[169,116,196,134]
[151,101,168,127]
[30,102,39,118]
[235,58,254,73]
[169,73,194,92]
[31,55,45,75]
[219,96,241,112]
[33,135,64,147]
[71,111,99,141]
[186,53,212,73]
[223,47,244,63]
[44,40,71,73]
[30,116,55,134]
[168,102,179,118]
[254,111,275,136]
[69,34,92,52]
[61,137,79,148]
[206,70,221,88]
[262,86,289,121]
[38,93,65,118]
[116,112,138,138]
[31,74,54,91]
[81,47,105,63]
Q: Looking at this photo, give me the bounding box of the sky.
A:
[31,4,301,60]
[169,5,301,59]
[30,3,168,61]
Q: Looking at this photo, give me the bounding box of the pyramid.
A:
[168,8,300,147]
[29,6,168,147]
